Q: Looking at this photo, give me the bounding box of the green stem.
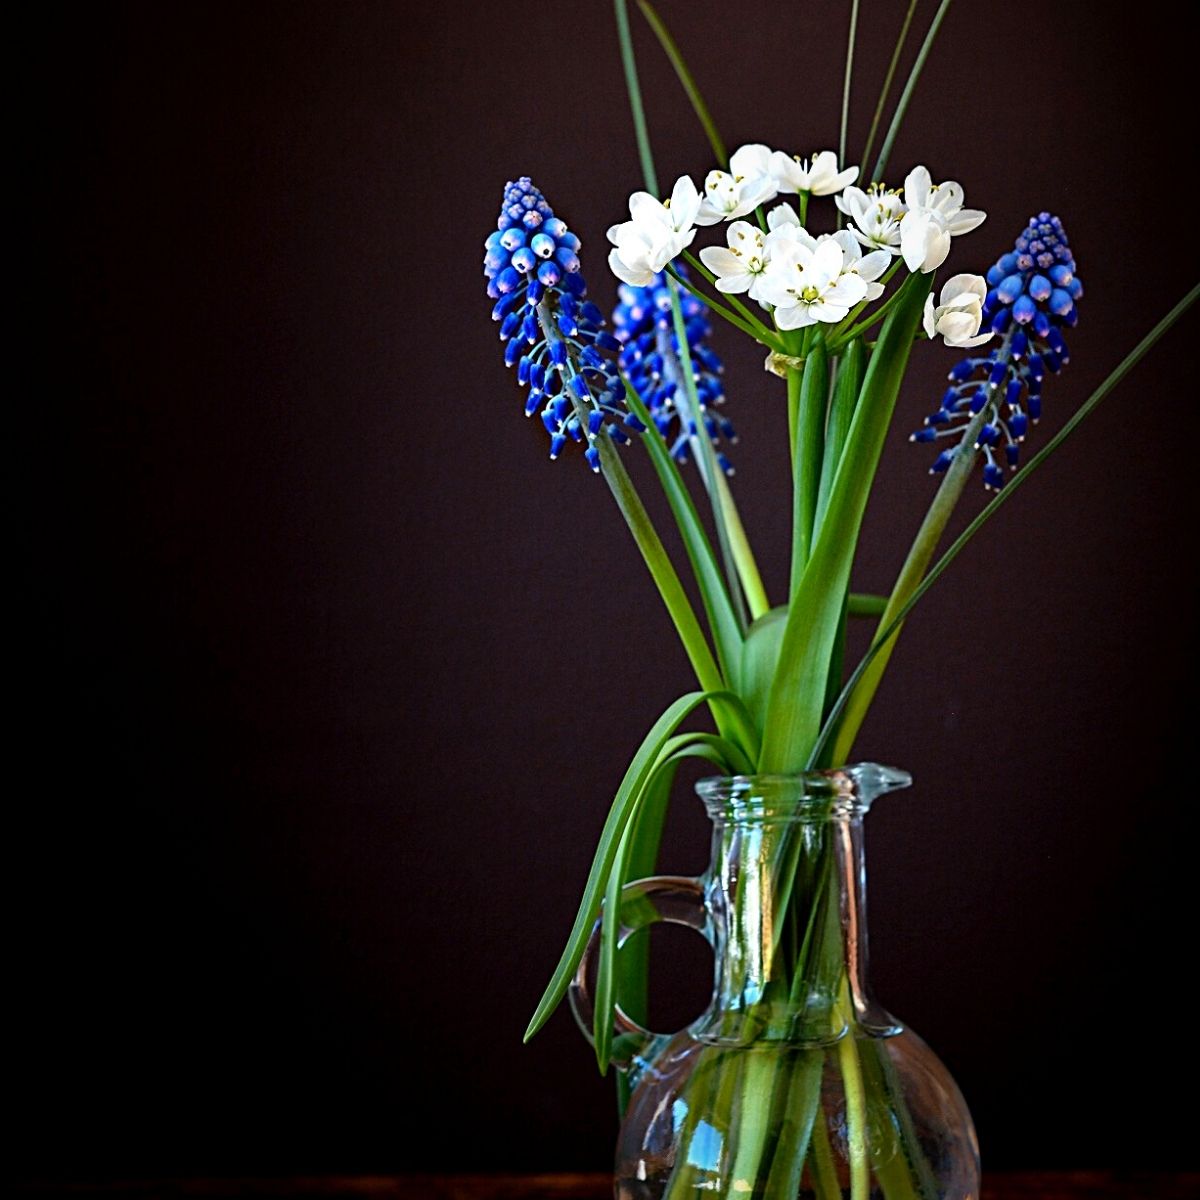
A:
[815,337,866,536]
[667,264,784,349]
[872,0,953,183]
[614,0,658,194]
[716,471,771,620]
[836,983,870,1200]
[809,1107,843,1199]
[681,251,783,345]
[861,0,919,179]
[839,0,860,177]
[635,0,727,166]
[666,279,749,632]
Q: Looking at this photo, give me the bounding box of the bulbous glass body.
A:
[573,767,979,1199]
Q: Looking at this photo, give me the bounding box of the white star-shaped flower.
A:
[607,175,701,285]
[923,274,992,347]
[757,238,868,329]
[696,169,777,225]
[769,150,859,197]
[698,220,770,299]
[898,166,986,273]
[836,184,907,254]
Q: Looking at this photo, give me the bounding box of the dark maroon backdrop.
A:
[20,0,1198,1180]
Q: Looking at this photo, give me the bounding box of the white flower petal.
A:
[923,294,938,340]
[729,143,774,178]
[904,166,932,209]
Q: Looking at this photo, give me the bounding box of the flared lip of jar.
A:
[695,763,912,822]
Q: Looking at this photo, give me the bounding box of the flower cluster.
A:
[611,273,735,474]
[607,150,988,341]
[485,178,644,470]
[913,213,1082,490]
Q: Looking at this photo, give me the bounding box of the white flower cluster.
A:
[607,146,990,347]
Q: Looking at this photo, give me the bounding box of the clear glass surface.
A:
[573,766,980,1199]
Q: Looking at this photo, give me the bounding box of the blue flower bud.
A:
[1009,410,1028,439]
[1028,274,1052,301]
[549,433,566,459]
[511,246,537,274]
[1012,294,1037,324]
[584,446,601,472]
[997,274,1025,304]
[499,227,526,252]
[530,232,556,259]
[536,260,561,287]
[1049,288,1074,316]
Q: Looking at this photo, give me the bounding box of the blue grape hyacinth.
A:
[913,212,1083,490]
[612,272,735,475]
[484,178,641,472]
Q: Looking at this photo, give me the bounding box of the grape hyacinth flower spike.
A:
[484,178,641,472]
[913,212,1083,490]
[611,272,736,475]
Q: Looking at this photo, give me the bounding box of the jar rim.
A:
[695,763,912,820]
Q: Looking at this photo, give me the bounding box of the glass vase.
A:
[570,765,979,1199]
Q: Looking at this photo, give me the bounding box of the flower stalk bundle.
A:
[483,1,1197,1193]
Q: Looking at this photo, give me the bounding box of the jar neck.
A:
[693,768,908,1046]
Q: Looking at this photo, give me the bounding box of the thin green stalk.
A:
[861,0,919,179]
[682,250,784,345]
[832,265,910,348]
[812,281,1200,767]
[809,1110,843,1199]
[614,0,658,194]
[716,471,771,620]
[667,280,750,632]
[836,985,870,1200]
[839,0,860,176]
[667,264,783,349]
[635,0,727,166]
[872,0,953,183]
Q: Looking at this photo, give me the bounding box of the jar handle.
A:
[568,874,709,1071]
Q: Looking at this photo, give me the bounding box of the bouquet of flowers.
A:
[482,2,1195,1195]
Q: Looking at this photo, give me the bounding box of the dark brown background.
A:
[19,0,1198,1181]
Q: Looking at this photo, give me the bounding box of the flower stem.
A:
[635,0,727,167]
[871,0,953,183]
[861,0,919,179]
[839,0,860,213]
[716,471,771,620]
[614,0,658,194]
[836,981,870,1200]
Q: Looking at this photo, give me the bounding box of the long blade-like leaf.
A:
[624,381,743,684]
[760,272,932,772]
[594,731,740,1069]
[525,689,741,1042]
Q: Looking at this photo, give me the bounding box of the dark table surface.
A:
[15,1175,1199,1198]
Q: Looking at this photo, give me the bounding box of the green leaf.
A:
[594,731,741,1070]
[760,272,932,773]
[624,381,743,683]
[739,606,788,731]
[524,689,741,1043]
